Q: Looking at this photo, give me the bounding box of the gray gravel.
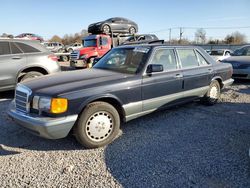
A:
[0,81,250,188]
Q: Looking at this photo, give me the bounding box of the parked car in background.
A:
[0,39,60,92]
[42,42,64,53]
[209,49,232,61]
[221,45,250,79]
[15,33,44,42]
[88,17,138,34]
[8,44,233,148]
[121,34,159,45]
[65,43,82,53]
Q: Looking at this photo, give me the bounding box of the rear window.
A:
[15,42,40,53]
[0,42,11,55]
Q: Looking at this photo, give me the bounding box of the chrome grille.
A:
[15,84,32,113]
[70,51,80,60]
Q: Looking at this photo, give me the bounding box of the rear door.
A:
[176,48,213,95]
[142,47,183,111]
[0,41,26,90]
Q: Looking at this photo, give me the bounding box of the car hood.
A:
[22,69,133,96]
[221,56,250,64]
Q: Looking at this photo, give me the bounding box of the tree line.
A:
[1,29,248,45]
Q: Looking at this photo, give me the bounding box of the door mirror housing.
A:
[146,64,163,74]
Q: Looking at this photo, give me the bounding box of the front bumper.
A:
[232,69,250,79]
[8,101,78,139]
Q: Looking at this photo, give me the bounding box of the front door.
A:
[142,48,183,111]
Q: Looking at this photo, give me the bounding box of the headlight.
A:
[32,96,68,114]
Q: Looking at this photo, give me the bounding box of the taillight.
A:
[48,54,58,61]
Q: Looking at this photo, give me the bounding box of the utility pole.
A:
[179,27,184,44]
[169,28,172,44]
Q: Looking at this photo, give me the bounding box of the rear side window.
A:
[0,42,11,55]
[10,42,23,54]
[151,49,178,71]
[195,51,209,66]
[15,42,40,53]
[177,49,199,68]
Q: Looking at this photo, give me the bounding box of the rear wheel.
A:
[129,27,136,34]
[74,102,120,149]
[20,71,44,82]
[202,80,221,105]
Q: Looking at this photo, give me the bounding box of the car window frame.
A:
[194,49,210,67]
[10,42,24,55]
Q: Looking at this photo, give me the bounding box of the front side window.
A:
[151,49,178,71]
[100,37,108,46]
[0,42,11,55]
[177,49,199,68]
[15,42,40,53]
[94,47,150,74]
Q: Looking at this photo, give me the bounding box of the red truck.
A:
[70,34,115,68]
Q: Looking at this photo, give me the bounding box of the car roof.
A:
[0,38,48,52]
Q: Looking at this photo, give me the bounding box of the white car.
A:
[42,42,64,53]
[209,49,232,61]
[65,43,82,53]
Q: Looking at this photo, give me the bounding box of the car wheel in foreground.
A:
[129,27,136,34]
[102,25,111,34]
[202,80,221,105]
[74,102,120,149]
[20,71,44,82]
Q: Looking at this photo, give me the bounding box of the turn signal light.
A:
[51,98,68,114]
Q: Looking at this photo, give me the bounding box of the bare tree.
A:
[195,28,206,44]
[224,31,247,44]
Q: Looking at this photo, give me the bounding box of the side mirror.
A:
[146,64,163,74]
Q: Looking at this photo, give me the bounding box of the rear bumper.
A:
[8,101,78,139]
[222,78,234,88]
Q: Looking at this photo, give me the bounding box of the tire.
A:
[102,25,110,34]
[202,80,221,105]
[20,71,44,82]
[61,55,69,62]
[129,27,136,34]
[74,101,120,149]
[68,48,73,53]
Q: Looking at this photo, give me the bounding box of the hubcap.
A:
[210,86,218,99]
[85,111,113,142]
[103,25,110,33]
[130,27,135,34]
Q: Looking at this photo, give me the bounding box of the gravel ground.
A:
[0,80,249,187]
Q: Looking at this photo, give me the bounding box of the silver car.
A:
[221,45,250,79]
[0,39,61,92]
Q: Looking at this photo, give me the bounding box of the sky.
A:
[1,0,250,42]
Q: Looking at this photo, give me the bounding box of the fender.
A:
[77,93,124,114]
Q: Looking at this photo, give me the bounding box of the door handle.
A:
[12,56,21,60]
[175,74,183,78]
[208,68,213,73]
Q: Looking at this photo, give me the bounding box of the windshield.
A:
[93,47,150,74]
[83,39,97,47]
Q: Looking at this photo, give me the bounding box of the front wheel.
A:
[74,102,120,149]
[102,25,110,34]
[202,80,221,105]
[20,71,44,82]
[129,27,136,34]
